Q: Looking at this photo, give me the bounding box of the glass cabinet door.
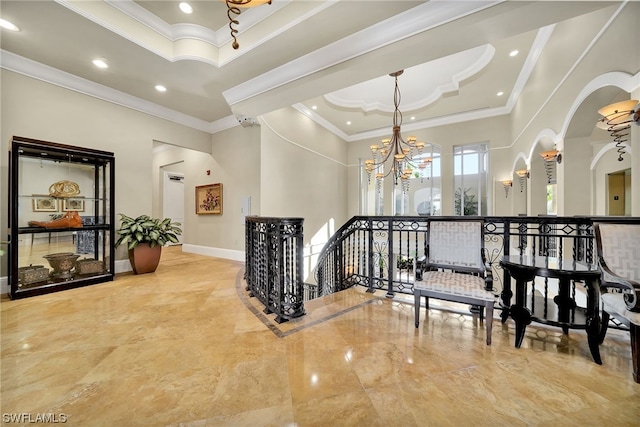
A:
[9,136,115,299]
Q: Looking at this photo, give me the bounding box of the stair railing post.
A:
[386,218,394,298]
[367,218,375,293]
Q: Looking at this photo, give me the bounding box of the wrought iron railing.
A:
[245,216,305,323]
[313,216,640,308]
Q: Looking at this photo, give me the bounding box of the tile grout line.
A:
[235,268,379,338]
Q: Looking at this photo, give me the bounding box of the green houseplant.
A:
[115,214,182,274]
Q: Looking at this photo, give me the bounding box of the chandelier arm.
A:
[365,70,426,192]
[371,147,395,167]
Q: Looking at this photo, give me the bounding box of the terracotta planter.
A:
[128,243,162,274]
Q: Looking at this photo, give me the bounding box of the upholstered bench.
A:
[414,220,495,345]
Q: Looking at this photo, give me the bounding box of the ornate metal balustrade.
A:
[245,216,305,323]
[314,216,640,309]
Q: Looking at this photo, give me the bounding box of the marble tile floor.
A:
[1,246,639,426]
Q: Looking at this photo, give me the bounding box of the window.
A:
[453,143,488,216]
[393,146,441,216]
[547,183,557,215]
[360,159,384,215]
[361,144,441,216]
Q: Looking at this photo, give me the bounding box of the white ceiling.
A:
[0,1,628,141]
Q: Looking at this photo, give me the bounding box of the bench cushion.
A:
[415,271,495,302]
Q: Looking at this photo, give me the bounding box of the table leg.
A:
[553,278,576,335]
[511,277,532,348]
[501,289,513,324]
[501,270,513,324]
[586,315,602,365]
[414,291,421,328]
[510,304,532,347]
[584,279,602,365]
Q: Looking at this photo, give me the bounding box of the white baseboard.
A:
[0,246,243,296]
[182,244,245,262]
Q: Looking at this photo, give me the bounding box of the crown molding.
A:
[0,50,213,133]
[62,0,297,66]
[223,0,502,107]
[505,24,555,111]
[345,105,511,143]
[324,44,495,113]
[292,104,350,141]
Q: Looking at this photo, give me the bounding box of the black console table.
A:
[500,255,602,364]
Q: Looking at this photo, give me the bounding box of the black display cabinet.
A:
[8,136,115,299]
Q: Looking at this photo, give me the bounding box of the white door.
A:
[163,172,184,244]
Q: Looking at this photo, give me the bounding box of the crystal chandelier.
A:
[225,0,271,50]
[364,71,431,193]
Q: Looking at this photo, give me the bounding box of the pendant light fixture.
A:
[225,0,272,49]
[364,71,431,193]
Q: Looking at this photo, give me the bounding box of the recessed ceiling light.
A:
[346,121,351,125]
[155,85,167,92]
[509,50,519,57]
[410,116,416,121]
[311,105,317,110]
[179,2,193,14]
[497,91,504,97]
[0,19,19,32]
[92,58,108,69]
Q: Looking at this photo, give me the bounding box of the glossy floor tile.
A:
[1,246,638,426]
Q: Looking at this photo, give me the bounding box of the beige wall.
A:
[260,107,348,278]
[506,4,639,219]
[197,125,261,251]
[1,2,639,282]
[560,136,593,216]
[150,127,262,254]
[1,70,212,270]
[510,4,639,156]
[0,71,348,278]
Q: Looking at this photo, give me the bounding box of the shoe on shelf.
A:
[28,211,83,229]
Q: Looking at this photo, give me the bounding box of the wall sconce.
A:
[502,180,513,198]
[596,99,639,161]
[515,169,529,192]
[540,149,561,183]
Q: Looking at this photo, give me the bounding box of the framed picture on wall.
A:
[196,183,223,215]
[62,197,85,212]
[32,195,58,212]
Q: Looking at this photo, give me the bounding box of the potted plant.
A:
[114,214,182,274]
